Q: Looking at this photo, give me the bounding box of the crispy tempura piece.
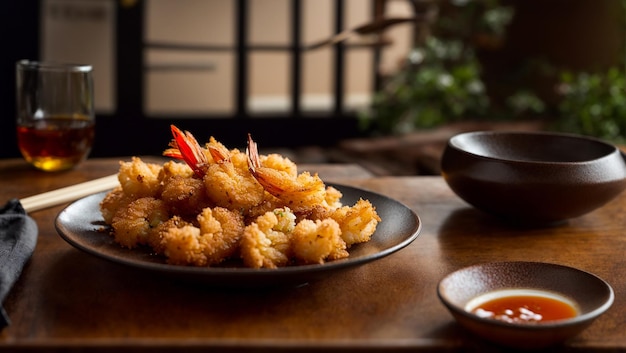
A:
[240,208,295,268]
[160,207,244,266]
[292,218,348,264]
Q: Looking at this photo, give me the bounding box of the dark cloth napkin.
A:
[0,199,37,329]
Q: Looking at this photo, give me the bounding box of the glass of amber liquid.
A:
[16,60,95,172]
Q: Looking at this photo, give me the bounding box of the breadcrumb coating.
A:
[240,208,295,268]
[160,175,211,218]
[118,157,162,198]
[204,150,266,210]
[292,218,348,265]
[331,199,381,247]
[159,160,194,180]
[99,186,133,224]
[160,207,244,266]
[111,197,169,248]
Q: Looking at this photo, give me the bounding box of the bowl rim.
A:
[447,130,621,165]
[437,261,615,331]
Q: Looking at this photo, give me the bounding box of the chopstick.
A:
[305,17,415,50]
[20,174,119,213]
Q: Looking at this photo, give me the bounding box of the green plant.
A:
[550,0,626,143]
[360,0,545,136]
[361,37,490,134]
[553,68,626,143]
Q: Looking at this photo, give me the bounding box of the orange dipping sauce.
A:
[465,289,579,324]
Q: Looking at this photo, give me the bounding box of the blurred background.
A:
[1,0,624,175]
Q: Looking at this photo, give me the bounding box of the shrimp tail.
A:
[246,134,287,195]
[163,125,208,178]
[246,133,260,174]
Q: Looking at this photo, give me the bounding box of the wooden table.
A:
[1,157,625,352]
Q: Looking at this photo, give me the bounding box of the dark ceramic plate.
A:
[55,184,421,287]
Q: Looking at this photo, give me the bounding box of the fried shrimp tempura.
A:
[260,153,298,177]
[159,160,194,180]
[204,150,266,210]
[160,175,211,218]
[331,199,381,247]
[118,157,162,198]
[240,208,295,268]
[150,216,190,254]
[161,207,244,266]
[252,168,327,213]
[110,197,169,248]
[197,207,245,263]
[100,128,381,268]
[99,186,133,224]
[324,186,343,209]
[292,218,348,265]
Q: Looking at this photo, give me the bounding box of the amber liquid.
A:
[17,116,95,172]
[471,295,578,323]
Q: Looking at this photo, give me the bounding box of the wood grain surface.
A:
[1,158,624,352]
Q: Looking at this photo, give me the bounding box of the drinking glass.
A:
[16,60,95,172]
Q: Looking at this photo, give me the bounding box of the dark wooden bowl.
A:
[441,131,626,225]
